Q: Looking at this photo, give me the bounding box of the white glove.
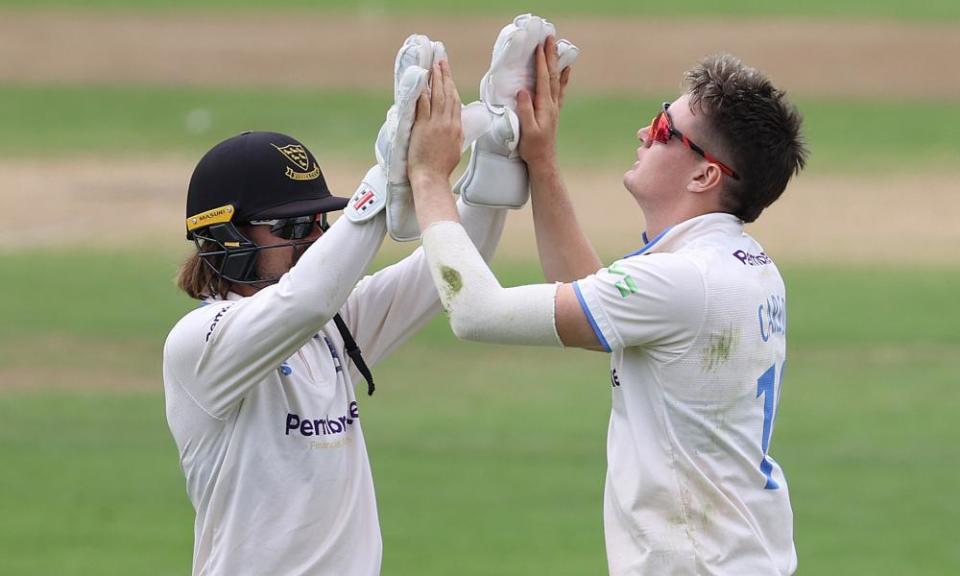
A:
[344,69,424,226]
[455,14,579,209]
[346,34,446,241]
[383,35,446,242]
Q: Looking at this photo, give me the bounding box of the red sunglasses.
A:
[648,102,740,180]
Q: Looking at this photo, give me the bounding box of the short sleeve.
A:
[573,253,706,354]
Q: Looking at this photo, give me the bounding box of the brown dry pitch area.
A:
[2,157,957,265]
[1,11,959,98]
[1,12,956,396]
[0,11,958,264]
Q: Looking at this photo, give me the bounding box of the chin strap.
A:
[332,313,376,396]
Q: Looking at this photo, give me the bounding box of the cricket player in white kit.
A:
[161,20,569,573]
[163,131,505,575]
[407,45,807,575]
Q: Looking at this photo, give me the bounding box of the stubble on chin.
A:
[291,241,314,267]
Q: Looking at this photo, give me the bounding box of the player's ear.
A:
[687,162,722,195]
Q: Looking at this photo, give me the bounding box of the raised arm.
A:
[164,199,388,417]
[408,60,603,351]
[517,36,601,282]
[338,197,506,369]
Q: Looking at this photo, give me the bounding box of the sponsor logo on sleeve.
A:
[351,186,378,213]
[607,262,639,298]
[204,304,234,342]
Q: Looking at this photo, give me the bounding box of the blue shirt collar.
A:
[625,226,672,258]
[624,212,743,258]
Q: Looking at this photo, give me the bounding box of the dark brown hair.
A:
[685,53,808,222]
[176,242,230,300]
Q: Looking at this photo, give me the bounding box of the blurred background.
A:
[0,1,958,574]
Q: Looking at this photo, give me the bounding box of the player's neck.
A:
[641,204,720,244]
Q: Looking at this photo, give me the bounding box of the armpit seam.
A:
[165,352,227,423]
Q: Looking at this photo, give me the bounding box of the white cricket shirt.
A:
[574,213,796,575]
[163,204,503,575]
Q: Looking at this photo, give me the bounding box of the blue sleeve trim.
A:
[573,281,612,353]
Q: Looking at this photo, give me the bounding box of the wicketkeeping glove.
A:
[455,14,579,210]
[345,34,446,241]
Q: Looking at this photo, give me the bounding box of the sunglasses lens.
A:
[293,220,314,240]
[268,217,306,240]
[651,113,671,144]
[271,220,293,239]
[260,214,328,240]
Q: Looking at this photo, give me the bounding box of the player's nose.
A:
[637,126,651,149]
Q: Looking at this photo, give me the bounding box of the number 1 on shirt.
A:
[756,362,784,490]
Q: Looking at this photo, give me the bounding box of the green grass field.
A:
[2,85,959,173]
[2,0,958,572]
[1,251,958,574]
[2,0,959,21]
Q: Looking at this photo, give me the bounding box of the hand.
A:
[516,35,571,170]
[408,60,464,188]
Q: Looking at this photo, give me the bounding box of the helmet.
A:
[185,131,349,285]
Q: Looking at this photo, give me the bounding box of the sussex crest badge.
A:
[272,143,321,181]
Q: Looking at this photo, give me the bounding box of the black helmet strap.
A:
[333,314,376,396]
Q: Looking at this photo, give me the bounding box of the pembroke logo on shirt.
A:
[285,401,359,437]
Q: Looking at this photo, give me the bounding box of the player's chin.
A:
[622,163,642,192]
[291,242,313,266]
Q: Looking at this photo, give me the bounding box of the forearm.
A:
[528,160,602,282]
[421,220,561,346]
[340,196,505,365]
[289,212,387,320]
[411,172,460,229]
[182,213,387,415]
[405,56,557,345]
[214,213,387,354]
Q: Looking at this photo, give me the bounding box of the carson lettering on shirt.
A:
[574,213,796,576]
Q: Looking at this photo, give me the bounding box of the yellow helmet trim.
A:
[186,204,235,232]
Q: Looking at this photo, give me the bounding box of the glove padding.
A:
[376,65,429,241]
[456,102,524,208]
[456,14,579,209]
[346,34,445,241]
[383,35,446,242]
[480,13,554,112]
